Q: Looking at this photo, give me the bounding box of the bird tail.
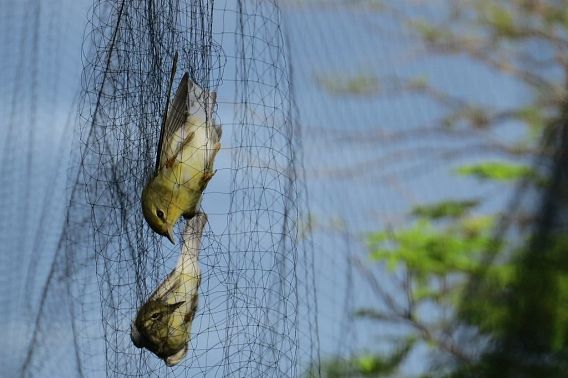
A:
[178,213,207,273]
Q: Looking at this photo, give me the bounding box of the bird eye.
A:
[151,312,160,320]
[156,209,164,219]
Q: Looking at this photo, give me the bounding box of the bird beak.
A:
[130,322,143,348]
[166,225,175,244]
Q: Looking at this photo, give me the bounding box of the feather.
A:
[131,214,207,365]
[150,213,206,302]
[157,72,190,172]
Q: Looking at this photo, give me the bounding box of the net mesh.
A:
[4,0,319,377]
[72,1,319,376]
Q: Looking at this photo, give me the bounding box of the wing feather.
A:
[159,75,222,189]
[157,73,189,171]
[180,80,221,182]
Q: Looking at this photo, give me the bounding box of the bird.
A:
[131,213,207,366]
[141,64,221,244]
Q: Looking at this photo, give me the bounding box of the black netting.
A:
[4,1,318,377]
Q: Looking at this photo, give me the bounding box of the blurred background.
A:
[1,0,567,377]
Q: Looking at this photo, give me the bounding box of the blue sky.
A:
[284,1,532,375]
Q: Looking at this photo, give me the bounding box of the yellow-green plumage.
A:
[142,72,221,243]
[131,213,206,366]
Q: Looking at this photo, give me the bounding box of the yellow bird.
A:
[142,69,221,243]
[131,213,207,366]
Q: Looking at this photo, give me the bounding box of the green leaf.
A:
[455,161,537,182]
[412,199,480,220]
[355,342,413,375]
[315,72,380,96]
[461,215,494,238]
[411,20,453,44]
[368,219,494,277]
[478,1,517,37]
[517,106,544,130]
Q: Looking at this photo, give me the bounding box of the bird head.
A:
[132,300,186,352]
[141,182,178,244]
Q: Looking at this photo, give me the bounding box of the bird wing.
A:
[162,76,221,186]
[156,72,190,173]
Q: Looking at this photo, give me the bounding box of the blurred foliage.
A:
[305,339,414,378]
[477,1,518,37]
[366,200,514,337]
[455,161,543,184]
[315,72,380,96]
[411,199,479,220]
[309,0,568,376]
[368,215,495,276]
